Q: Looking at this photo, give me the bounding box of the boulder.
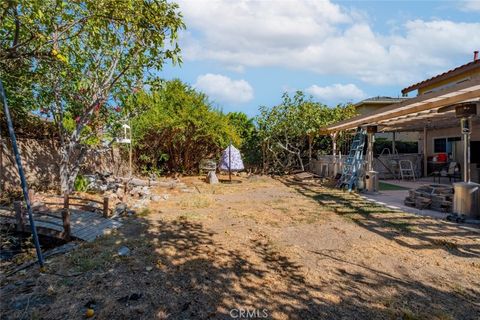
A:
[115,203,128,216]
[206,171,219,184]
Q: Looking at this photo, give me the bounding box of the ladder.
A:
[337,128,366,191]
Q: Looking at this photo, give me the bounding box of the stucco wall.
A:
[419,123,480,158]
[0,137,128,191]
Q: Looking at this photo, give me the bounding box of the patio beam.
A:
[323,77,480,133]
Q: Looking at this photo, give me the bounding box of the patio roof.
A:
[322,75,480,133]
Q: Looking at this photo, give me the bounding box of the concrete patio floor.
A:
[360,178,479,225]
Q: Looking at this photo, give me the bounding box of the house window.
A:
[434,138,446,153]
[434,137,461,154]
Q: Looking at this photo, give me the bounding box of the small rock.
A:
[150,195,163,202]
[32,201,48,212]
[87,201,100,208]
[207,171,219,184]
[132,198,150,209]
[118,246,130,256]
[115,203,128,215]
[176,182,187,189]
[146,266,153,271]
[116,188,125,198]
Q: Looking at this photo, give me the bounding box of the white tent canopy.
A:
[219,144,244,171]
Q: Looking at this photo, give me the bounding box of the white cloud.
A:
[460,0,480,11]
[194,73,254,104]
[225,65,245,73]
[306,84,367,104]
[178,0,480,86]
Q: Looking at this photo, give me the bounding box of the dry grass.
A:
[2,175,479,320]
[176,194,214,208]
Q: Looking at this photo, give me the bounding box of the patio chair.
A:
[399,160,416,181]
[432,161,461,183]
[446,161,461,182]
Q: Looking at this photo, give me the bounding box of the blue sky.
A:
[160,0,480,116]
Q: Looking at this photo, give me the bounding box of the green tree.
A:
[257,91,356,173]
[0,0,184,192]
[128,80,238,173]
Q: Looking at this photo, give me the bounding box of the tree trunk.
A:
[59,144,70,193]
[262,141,266,175]
[59,141,85,194]
[297,152,304,172]
[308,134,312,166]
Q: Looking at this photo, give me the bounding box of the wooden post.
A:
[423,126,428,178]
[392,131,396,154]
[103,196,109,218]
[129,141,133,179]
[331,132,337,176]
[62,193,71,240]
[14,201,25,232]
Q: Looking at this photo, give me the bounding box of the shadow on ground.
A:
[278,178,480,259]
[3,212,479,319]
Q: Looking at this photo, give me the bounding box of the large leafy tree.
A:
[257,91,356,173]
[0,0,184,192]
[128,80,239,174]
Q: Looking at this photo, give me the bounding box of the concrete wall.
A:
[0,137,128,191]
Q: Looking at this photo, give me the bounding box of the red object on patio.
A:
[436,153,448,162]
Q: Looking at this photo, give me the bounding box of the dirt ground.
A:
[1,175,480,319]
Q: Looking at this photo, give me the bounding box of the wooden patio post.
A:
[423,126,428,178]
[14,201,25,232]
[331,132,337,176]
[62,193,71,240]
[392,131,396,154]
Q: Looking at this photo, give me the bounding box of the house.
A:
[354,96,418,151]
[321,51,480,184]
[354,96,409,115]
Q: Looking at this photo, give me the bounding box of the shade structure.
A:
[219,144,244,171]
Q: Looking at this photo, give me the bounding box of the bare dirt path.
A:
[1,176,479,319]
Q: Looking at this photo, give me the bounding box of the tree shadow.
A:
[277,177,480,258]
[1,214,479,319]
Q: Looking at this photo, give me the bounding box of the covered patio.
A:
[362,178,453,220]
[319,75,480,218]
